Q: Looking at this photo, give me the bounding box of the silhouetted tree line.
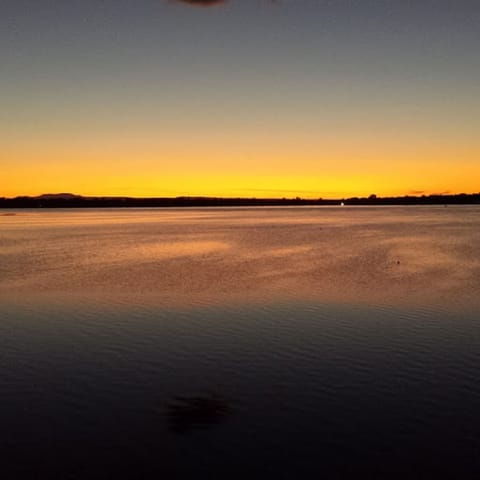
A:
[0,193,479,208]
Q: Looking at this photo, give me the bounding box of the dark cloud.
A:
[409,190,452,196]
[171,0,278,7]
[172,0,228,6]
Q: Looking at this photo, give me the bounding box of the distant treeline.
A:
[1,193,479,208]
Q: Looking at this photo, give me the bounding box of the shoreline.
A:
[1,193,479,208]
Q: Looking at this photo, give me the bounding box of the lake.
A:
[1,206,479,478]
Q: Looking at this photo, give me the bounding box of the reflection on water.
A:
[1,207,480,478]
[1,206,479,308]
[128,240,230,261]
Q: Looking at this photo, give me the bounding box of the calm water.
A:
[1,207,479,478]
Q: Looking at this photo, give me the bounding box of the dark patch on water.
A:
[167,392,231,433]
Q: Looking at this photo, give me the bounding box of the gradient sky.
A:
[1,0,479,198]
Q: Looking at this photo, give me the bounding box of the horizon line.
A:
[2,191,480,202]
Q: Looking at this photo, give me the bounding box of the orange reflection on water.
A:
[1,206,479,310]
[128,240,230,260]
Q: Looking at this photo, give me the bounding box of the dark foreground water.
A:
[1,207,479,478]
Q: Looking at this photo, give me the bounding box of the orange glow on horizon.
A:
[2,161,479,199]
[2,127,479,199]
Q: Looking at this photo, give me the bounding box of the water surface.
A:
[1,207,479,478]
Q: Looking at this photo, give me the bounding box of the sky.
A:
[1,0,479,198]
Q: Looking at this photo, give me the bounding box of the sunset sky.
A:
[1,0,479,198]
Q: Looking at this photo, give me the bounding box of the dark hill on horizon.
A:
[35,193,84,200]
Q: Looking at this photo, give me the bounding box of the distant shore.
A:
[1,193,479,208]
